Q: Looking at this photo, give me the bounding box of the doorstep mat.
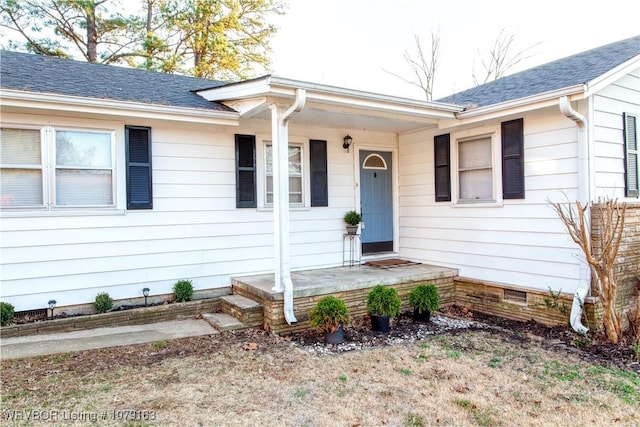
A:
[362,258,420,269]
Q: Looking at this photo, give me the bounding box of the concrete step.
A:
[201,313,247,331]
[221,294,262,310]
[220,294,263,327]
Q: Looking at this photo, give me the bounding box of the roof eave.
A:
[0,89,240,125]
[196,75,462,120]
[454,84,586,121]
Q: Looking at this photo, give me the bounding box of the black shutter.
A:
[125,126,152,210]
[310,139,328,207]
[434,133,451,202]
[501,118,525,199]
[623,113,638,198]
[235,134,256,208]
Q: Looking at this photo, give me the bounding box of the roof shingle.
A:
[0,50,234,112]
[437,35,640,108]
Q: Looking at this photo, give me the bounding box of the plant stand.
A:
[342,233,361,267]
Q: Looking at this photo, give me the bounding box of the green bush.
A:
[408,284,440,314]
[173,279,194,302]
[343,210,362,225]
[94,292,113,313]
[0,301,15,326]
[366,285,401,317]
[309,296,351,333]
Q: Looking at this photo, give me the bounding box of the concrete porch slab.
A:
[233,263,458,301]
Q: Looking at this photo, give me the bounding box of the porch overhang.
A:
[195,75,462,134]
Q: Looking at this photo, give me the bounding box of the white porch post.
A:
[269,89,306,325]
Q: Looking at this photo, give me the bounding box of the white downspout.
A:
[270,88,306,325]
[559,95,590,334]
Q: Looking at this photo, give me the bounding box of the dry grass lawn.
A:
[2,328,639,426]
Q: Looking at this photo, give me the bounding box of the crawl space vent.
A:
[503,289,527,304]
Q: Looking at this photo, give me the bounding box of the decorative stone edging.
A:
[0,298,222,339]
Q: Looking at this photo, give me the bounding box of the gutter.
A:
[270,88,306,325]
[455,85,585,120]
[0,89,240,126]
[559,95,590,335]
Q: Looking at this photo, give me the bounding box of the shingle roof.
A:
[0,50,235,112]
[437,35,640,108]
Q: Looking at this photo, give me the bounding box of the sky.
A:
[269,0,640,100]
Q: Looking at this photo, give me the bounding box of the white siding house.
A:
[1,35,639,321]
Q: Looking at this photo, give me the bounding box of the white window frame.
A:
[451,128,502,206]
[258,139,309,209]
[1,124,117,211]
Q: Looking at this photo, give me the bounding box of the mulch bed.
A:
[2,304,638,379]
[285,304,640,373]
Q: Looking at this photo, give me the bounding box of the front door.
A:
[359,150,393,254]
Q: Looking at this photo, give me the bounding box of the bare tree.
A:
[549,198,627,344]
[472,28,539,85]
[385,31,440,101]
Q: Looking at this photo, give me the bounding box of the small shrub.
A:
[408,284,440,314]
[0,301,15,325]
[94,292,113,313]
[173,279,194,302]
[309,296,350,333]
[366,285,401,317]
[343,210,362,225]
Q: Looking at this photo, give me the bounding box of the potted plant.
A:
[366,285,401,333]
[343,210,362,235]
[309,296,351,344]
[408,284,440,322]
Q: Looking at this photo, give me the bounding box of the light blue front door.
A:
[359,150,393,253]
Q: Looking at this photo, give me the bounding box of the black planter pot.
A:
[413,308,431,322]
[370,314,390,333]
[325,324,344,344]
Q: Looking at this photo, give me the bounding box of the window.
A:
[126,126,153,209]
[458,135,493,201]
[265,144,303,205]
[235,136,327,208]
[624,113,638,198]
[1,126,115,209]
[235,134,257,208]
[1,128,44,208]
[433,119,524,204]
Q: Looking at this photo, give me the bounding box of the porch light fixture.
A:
[48,299,57,320]
[343,134,353,153]
[142,287,150,306]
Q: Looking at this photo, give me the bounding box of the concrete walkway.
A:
[0,319,218,360]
